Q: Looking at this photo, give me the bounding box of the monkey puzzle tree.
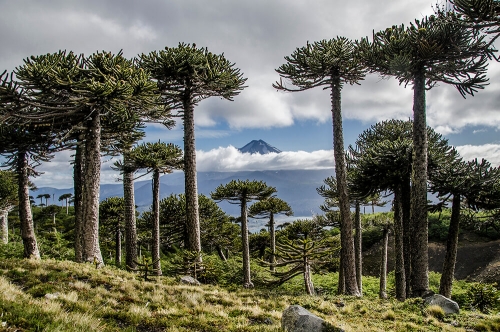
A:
[357,12,491,296]
[211,180,276,288]
[317,174,370,296]
[274,37,366,296]
[130,141,183,275]
[348,119,457,299]
[140,43,247,255]
[430,158,500,298]
[58,193,73,215]
[248,197,293,271]
[11,50,160,265]
[266,219,339,296]
[99,196,125,266]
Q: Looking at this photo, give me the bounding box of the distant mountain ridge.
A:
[238,139,281,154]
[31,169,337,231]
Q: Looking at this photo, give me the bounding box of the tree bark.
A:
[216,245,227,261]
[240,198,253,288]
[152,169,162,276]
[393,184,406,301]
[73,138,84,263]
[379,225,389,299]
[304,256,315,296]
[331,75,359,296]
[182,93,201,254]
[115,228,122,266]
[439,194,461,298]
[0,207,13,244]
[17,151,40,259]
[402,178,412,297]
[410,69,429,297]
[81,111,104,265]
[269,212,276,272]
[123,152,138,270]
[354,201,363,295]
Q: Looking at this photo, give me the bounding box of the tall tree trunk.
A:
[115,228,122,266]
[439,194,461,298]
[65,198,69,215]
[354,201,363,295]
[410,69,429,297]
[74,138,84,262]
[17,151,40,259]
[337,248,345,294]
[152,169,162,276]
[182,94,201,254]
[0,207,12,244]
[123,152,138,270]
[393,184,406,301]
[304,256,315,296]
[402,178,412,297]
[379,225,389,299]
[331,75,359,296]
[240,198,253,288]
[270,212,276,272]
[81,111,104,265]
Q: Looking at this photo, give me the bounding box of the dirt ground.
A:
[363,232,500,284]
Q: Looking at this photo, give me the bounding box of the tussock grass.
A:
[0,257,499,331]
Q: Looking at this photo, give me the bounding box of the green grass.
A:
[0,257,500,331]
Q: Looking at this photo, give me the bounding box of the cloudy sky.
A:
[1,0,500,188]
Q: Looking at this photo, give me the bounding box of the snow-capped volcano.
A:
[237,140,282,154]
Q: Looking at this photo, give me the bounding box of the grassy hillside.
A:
[1,258,500,331]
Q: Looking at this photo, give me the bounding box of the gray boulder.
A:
[179,276,201,286]
[282,305,343,332]
[424,294,460,315]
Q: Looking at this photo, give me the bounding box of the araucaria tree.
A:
[130,142,183,276]
[211,180,276,288]
[274,37,366,296]
[357,12,491,296]
[248,197,293,271]
[140,43,247,255]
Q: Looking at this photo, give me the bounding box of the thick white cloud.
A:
[456,144,500,166]
[196,146,334,172]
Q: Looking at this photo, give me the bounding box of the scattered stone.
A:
[263,317,273,325]
[282,305,344,332]
[423,294,460,315]
[44,292,60,300]
[179,276,201,286]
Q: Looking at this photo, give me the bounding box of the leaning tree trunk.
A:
[393,184,406,301]
[123,151,138,270]
[81,111,104,265]
[73,138,85,262]
[216,245,227,261]
[17,151,40,259]
[269,212,276,272]
[439,194,461,298]
[354,201,363,295]
[182,93,201,254]
[379,224,390,299]
[410,69,429,297]
[240,198,253,288]
[402,177,412,297]
[331,75,359,296]
[304,256,315,296]
[152,169,162,276]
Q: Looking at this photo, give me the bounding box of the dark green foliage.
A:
[211,180,277,203]
[466,282,500,313]
[140,43,247,109]
[357,11,491,97]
